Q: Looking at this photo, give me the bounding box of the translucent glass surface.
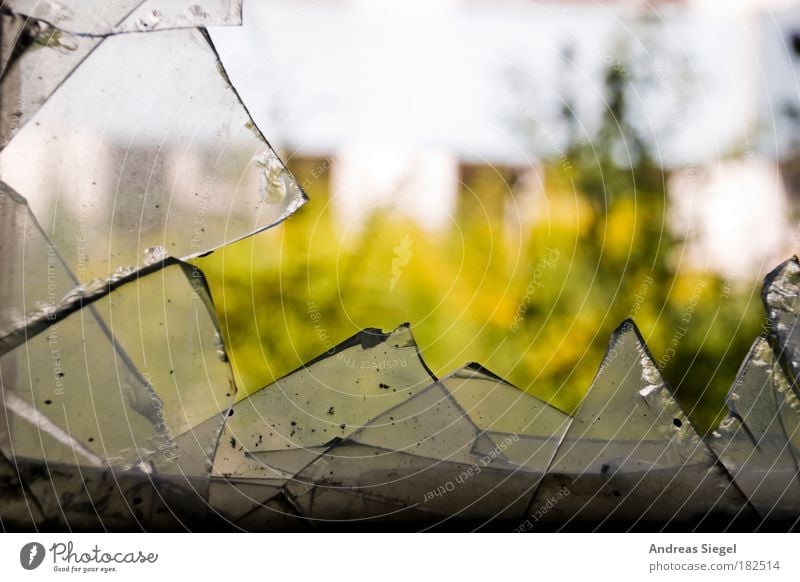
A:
[531,320,754,528]
[3,0,800,531]
[0,183,75,342]
[0,26,306,283]
[209,324,436,481]
[5,1,242,35]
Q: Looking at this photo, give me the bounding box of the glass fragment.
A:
[531,320,755,528]
[708,337,800,522]
[0,26,306,283]
[763,257,800,387]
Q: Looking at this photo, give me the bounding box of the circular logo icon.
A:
[20,542,45,570]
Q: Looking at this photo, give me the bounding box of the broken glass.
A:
[207,324,436,482]
[0,450,45,529]
[4,1,243,36]
[0,183,75,341]
[281,365,556,526]
[445,363,569,472]
[708,337,800,522]
[0,10,99,146]
[531,320,755,529]
[763,257,800,388]
[3,0,800,531]
[0,25,306,285]
[0,2,243,145]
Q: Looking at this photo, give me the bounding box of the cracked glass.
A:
[1,0,800,533]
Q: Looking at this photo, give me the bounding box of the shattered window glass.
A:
[708,337,800,521]
[0,20,305,285]
[1,1,800,534]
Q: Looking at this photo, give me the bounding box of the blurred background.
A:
[194,0,800,432]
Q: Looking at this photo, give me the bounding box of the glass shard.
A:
[111,1,244,34]
[0,261,233,529]
[763,257,800,388]
[0,450,45,530]
[11,457,207,531]
[708,337,800,522]
[0,26,306,283]
[4,1,243,36]
[0,11,100,146]
[532,320,754,528]
[208,324,436,481]
[0,183,75,343]
[446,363,569,473]
[282,365,562,525]
[209,479,284,523]
[285,441,531,525]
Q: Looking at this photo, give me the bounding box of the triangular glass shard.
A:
[708,337,800,522]
[5,1,242,35]
[209,324,436,480]
[4,1,144,35]
[445,363,569,472]
[532,320,754,528]
[0,451,45,530]
[0,13,101,146]
[0,184,76,344]
[763,257,800,387]
[282,367,551,525]
[0,26,306,283]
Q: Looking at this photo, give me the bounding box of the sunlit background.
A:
[193,0,800,432]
